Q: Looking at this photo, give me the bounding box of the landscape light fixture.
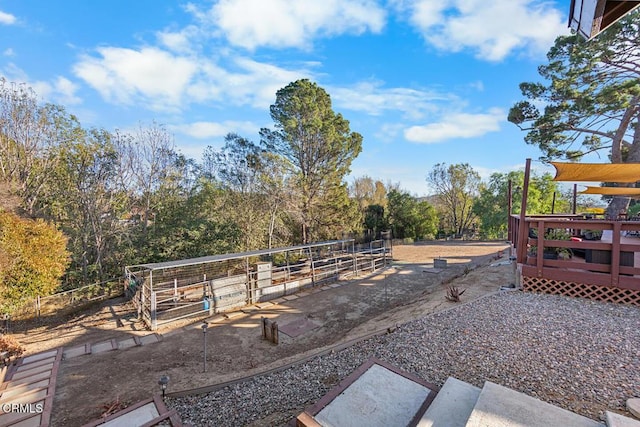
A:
[202,321,208,373]
[158,375,169,399]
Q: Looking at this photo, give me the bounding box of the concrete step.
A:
[417,377,481,427]
[606,411,640,427]
[628,399,640,419]
[465,381,603,427]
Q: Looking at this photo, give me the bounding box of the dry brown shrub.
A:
[0,334,25,365]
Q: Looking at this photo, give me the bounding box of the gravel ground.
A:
[167,291,640,426]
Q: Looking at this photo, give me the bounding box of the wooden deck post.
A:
[517,159,532,264]
[611,221,621,286]
[507,179,513,242]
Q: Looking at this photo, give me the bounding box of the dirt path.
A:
[8,241,514,426]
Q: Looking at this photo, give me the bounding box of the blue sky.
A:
[0,0,573,195]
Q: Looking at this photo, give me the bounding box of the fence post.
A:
[245,258,251,305]
[309,248,315,286]
[351,241,356,277]
[174,279,178,306]
[383,240,387,267]
[151,291,157,331]
[138,286,143,319]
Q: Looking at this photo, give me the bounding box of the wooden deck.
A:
[510,215,640,305]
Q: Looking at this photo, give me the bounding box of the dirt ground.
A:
[8,241,514,426]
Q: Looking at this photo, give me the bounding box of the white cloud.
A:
[401,0,567,61]
[31,77,81,105]
[3,48,14,57]
[170,120,257,139]
[73,46,314,112]
[330,80,461,120]
[0,10,16,25]
[221,57,312,108]
[156,25,200,54]
[182,56,312,109]
[73,47,199,111]
[2,64,82,105]
[404,108,504,143]
[198,0,386,50]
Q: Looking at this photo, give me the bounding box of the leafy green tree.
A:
[386,190,438,240]
[202,133,267,251]
[508,11,640,216]
[349,176,388,237]
[141,181,240,262]
[0,210,70,314]
[427,163,481,237]
[261,79,363,243]
[473,171,568,239]
[314,181,361,241]
[257,151,293,248]
[45,129,124,286]
[364,204,387,236]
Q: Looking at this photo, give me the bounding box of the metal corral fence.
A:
[8,279,123,322]
[125,239,391,330]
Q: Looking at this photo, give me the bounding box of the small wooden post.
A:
[272,321,279,345]
[261,317,279,344]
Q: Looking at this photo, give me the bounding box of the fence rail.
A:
[8,278,124,322]
[127,240,391,330]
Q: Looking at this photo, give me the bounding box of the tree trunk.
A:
[611,97,640,163]
[605,107,640,219]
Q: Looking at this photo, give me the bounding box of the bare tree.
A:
[114,122,177,239]
[0,78,69,215]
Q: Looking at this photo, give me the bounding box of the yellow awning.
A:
[583,207,606,214]
[580,186,640,197]
[551,162,640,183]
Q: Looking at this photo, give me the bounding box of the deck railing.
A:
[510,214,640,292]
